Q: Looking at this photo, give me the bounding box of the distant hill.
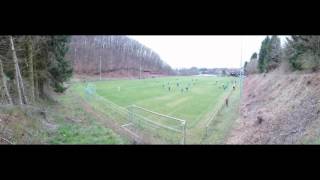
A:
[66,36,175,78]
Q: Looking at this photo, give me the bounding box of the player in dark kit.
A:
[225,98,229,107]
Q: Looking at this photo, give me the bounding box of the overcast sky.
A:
[128,36,288,69]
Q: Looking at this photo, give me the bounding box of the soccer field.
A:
[72,76,240,143]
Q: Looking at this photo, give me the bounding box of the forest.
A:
[0,36,72,105]
[0,35,175,105]
[244,36,320,74]
[67,36,174,77]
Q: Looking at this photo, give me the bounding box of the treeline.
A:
[67,36,174,77]
[285,36,320,71]
[245,35,320,75]
[0,36,72,105]
[176,67,240,76]
[244,53,259,74]
[176,67,199,75]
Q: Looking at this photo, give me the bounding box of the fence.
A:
[203,88,235,140]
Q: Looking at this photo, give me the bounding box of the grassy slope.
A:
[47,89,127,144]
[0,93,127,144]
[49,121,125,144]
[201,88,240,144]
[227,72,320,144]
[0,106,48,144]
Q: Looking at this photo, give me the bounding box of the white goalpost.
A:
[127,105,187,144]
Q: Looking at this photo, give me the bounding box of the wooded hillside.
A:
[0,36,72,105]
[66,36,174,78]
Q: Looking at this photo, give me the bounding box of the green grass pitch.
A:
[80,76,237,128]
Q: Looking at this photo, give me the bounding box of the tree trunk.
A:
[10,36,28,104]
[10,36,23,105]
[38,80,45,99]
[17,66,28,104]
[34,69,39,100]
[0,58,13,104]
[26,36,35,103]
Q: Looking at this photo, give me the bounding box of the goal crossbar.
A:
[131,105,186,124]
[130,110,183,133]
[128,104,187,144]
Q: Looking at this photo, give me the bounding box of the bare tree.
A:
[68,36,174,77]
[0,58,12,104]
[25,36,35,102]
[10,36,29,105]
[10,36,23,105]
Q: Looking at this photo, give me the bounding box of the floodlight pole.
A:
[139,58,142,79]
[74,47,77,65]
[99,55,102,81]
[240,38,244,101]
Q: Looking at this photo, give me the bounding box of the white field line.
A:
[86,91,184,133]
[121,123,133,127]
[131,112,183,133]
[131,105,186,124]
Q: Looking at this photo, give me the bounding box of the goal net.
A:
[127,105,186,144]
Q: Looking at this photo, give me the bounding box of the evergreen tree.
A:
[285,36,320,71]
[258,36,270,73]
[244,61,248,75]
[251,52,257,60]
[267,35,281,71]
[47,36,73,92]
[245,52,259,75]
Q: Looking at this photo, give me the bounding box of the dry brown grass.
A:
[227,71,320,144]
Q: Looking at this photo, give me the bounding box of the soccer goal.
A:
[127,105,187,144]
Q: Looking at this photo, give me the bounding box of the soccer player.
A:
[225,98,229,107]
